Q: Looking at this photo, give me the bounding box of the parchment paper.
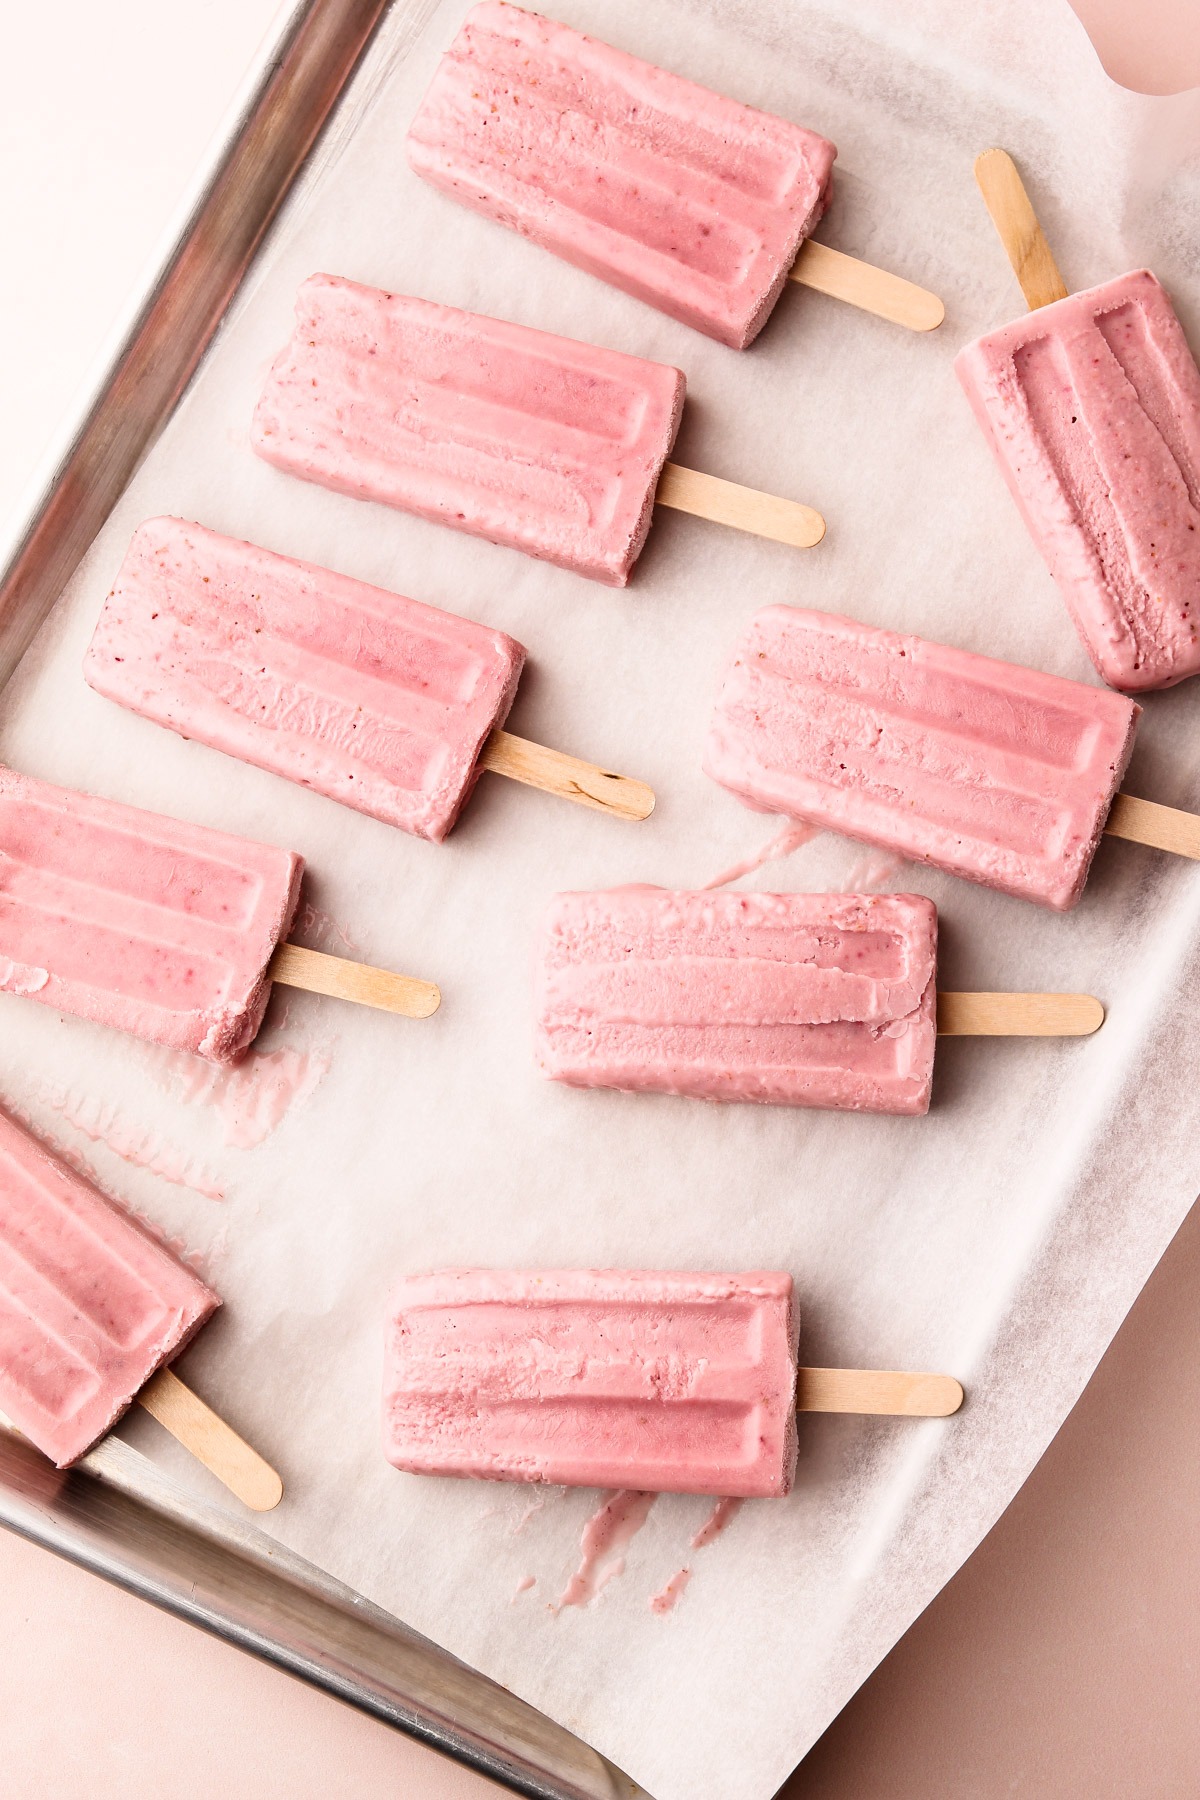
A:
[3,2,1200,1796]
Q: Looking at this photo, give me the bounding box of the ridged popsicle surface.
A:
[384,1267,799,1497]
[0,1108,218,1466]
[704,607,1139,910]
[0,764,301,1062]
[956,270,1200,692]
[536,887,938,1115]
[251,275,685,584]
[85,518,525,841]
[407,2,836,348]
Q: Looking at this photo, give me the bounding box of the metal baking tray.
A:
[0,3,646,1792]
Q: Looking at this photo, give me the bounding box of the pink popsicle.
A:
[535,887,938,1115]
[84,518,525,841]
[406,3,836,349]
[0,764,302,1062]
[251,276,685,585]
[383,1268,799,1497]
[956,270,1200,694]
[0,1106,218,1467]
[704,606,1140,910]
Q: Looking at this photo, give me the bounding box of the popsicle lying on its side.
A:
[0,764,441,1061]
[535,888,1102,1118]
[84,519,654,837]
[407,3,944,346]
[383,1269,963,1499]
[250,277,825,585]
[704,606,1200,909]
[0,1105,279,1508]
[959,150,1200,693]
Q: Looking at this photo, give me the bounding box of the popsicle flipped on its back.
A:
[962,150,1200,694]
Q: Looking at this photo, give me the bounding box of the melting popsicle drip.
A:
[649,1497,745,1615]
[35,1082,225,1201]
[555,1490,658,1611]
[649,1566,692,1615]
[840,850,906,893]
[151,1044,332,1150]
[0,957,50,996]
[701,821,821,891]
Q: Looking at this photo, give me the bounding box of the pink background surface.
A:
[3,2,1200,1795]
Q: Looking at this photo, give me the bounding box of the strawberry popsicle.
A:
[956,270,1200,693]
[536,888,938,1115]
[84,519,654,835]
[252,276,684,585]
[704,607,1140,910]
[0,1105,218,1467]
[0,763,302,1062]
[384,1268,800,1496]
[406,3,836,350]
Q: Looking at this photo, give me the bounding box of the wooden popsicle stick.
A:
[269,942,440,1018]
[796,1367,964,1417]
[973,148,1069,311]
[656,463,825,549]
[1105,791,1200,860]
[790,239,946,331]
[478,729,655,821]
[936,991,1104,1037]
[137,1367,282,1512]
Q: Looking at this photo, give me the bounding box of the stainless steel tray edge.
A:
[0,4,650,1792]
[0,1432,647,1799]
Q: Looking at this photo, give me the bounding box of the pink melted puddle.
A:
[34,1082,226,1201]
[554,1490,657,1611]
[154,1043,332,1149]
[649,1497,745,1616]
[649,1566,692,1615]
[702,822,820,891]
